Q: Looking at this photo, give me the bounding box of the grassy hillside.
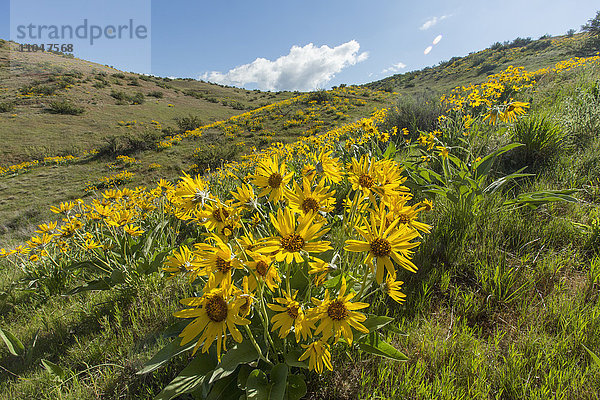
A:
[0,32,600,400]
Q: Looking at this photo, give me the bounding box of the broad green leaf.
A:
[41,359,66,381]
[237,364,252,391]
[583,345,600,369]
[110,269,125,284]
[475,143,523,178]
[270,364,288,400]
[0,327,25,356]
[246,369,269,400]
[66,278,111,295]
[209,340,260,384]
[382,142,396,159]
[284,350,308,369]
[154,351,217,400]
[484,168,532,193]
[137,337,195,375]
[362,315,394,333]
[206,372,243,400]
[285,374,307,400]
[503,189,578,207]
[358,333,408,361]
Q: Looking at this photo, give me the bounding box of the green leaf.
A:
[0,327,25,356]
[237,364,252,391]
[209,340,260,384]
[382,142,396,159]
[285,374,307,400]
[66,278,112,295]
[503,189,578,208]
[358,333,408,361]
[484,168,532,193]
[154,351,217,400]
[41,359,66,381]
[137,337,195,375]
[246,369,269,400]
[362,315,395,333]
[110,269,125,284]
[284,350,308,369]
[475,143,523,178]
[206,372,243,400]
[583,345,600,369]
[270,364,288,400]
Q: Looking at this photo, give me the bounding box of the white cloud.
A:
[201,40,368,91]
[419,14,451,31]
[424,46,433,55]
[382,62,407,74]
[432,34,443,45]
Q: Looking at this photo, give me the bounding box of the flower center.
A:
[205,294,228,322]
[256,260,269,276]
[358,174,374,188]
[301,197,319,213]
[193,189,205,203]
[287,304,300,319]
[268,173,283,188]
[212,207,229,222]
[327,300,349,321]
[216,256,232,273]
[281,234,305,252]
[370,238,391,257]
[397,214,410,224]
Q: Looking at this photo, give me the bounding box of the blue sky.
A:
[1,0,598,90]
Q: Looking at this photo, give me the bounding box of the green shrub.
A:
[383,93,443,139]
[306,90,333,104]
[47,100,85,115]
[175,115,203,132]
[110,90,145,105]
[112,73,126,79]
[0,101,15,113]
[147,90,163,98]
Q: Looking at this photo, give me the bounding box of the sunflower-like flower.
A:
[251,155,293,202]
[195,235,243,284]
[268,291,314,342]
[230,183,256,210]
[381,195,432,236]
[259,208,331,264]
[246,252,280,291]
[384,273,406,303]
[316,150,344,185]
[344,207,420,283]
[311,278,369,345]
[174,274,250,360]
[347,155,404,199]
[286,176,335,216]
[171,172,210,219]
[500,100,529,123]
[298,340,333,373]
[198,199,235,233]
[308,258,336,286]
[162,245,200,280]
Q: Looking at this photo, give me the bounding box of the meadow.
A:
[1,32,600,399]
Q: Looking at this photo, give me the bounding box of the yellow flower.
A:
[308,258,335,286]
[246,253,280,291]
[174,275,249,360]
[384,273,406,303]
[268,291,314,342]
[251,155,293,202]
[172,172,209,219]
[199,200,235,233]
[196,235,243,284]
[436,146,449,159]
[345,207,420,283]
[298,340,333,373]
[259,208,331,264]
[286,176,335,216]
[230,183,256,209]
[124,224,144,237]
[163,245,201,280]
[500,100,529,123]
[311,278,369,344]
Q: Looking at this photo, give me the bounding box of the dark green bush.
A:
[0,101,15,113]
[47,100,85,115]
[383,93,443,139]
[110,90,145,105]
[147,90,163,98]
[306,90,333,104]
[175,115,203,132]
[510,115,563,167]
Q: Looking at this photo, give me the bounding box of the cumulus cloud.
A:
[419,14,451,31]
[201,40,368,91]
[382,62,407,74]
